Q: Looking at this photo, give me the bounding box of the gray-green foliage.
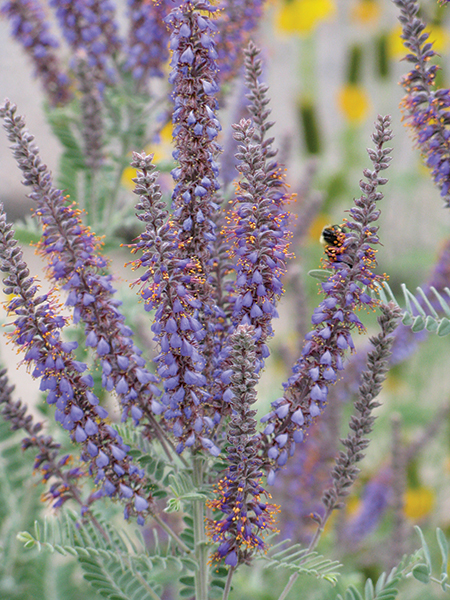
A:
[0,419,89,600]
[336,528,450,600]
[18,510,195,600]
[260,538,342,585]
[309,269,450,336]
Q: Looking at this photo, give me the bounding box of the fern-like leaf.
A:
[17,510,197,600]
[259,540,341,584]
[373,281,450,336]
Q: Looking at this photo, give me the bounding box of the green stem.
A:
[277,507,330,600]
[193,455,209,600]
[277,573,298,600]
[151,513,191,555]
[222,567,235,600]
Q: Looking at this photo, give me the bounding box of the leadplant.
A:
[0,1,450,600]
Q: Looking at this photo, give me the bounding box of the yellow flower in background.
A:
[276,0,336,35]
[389,24,450,59]
[337,84,371,124]
[388,25,405,58]
[404,487,435,521]
[351,0,381,26]
[346,495,361,516]
[121,121,174,189]
[307,214,333,244]
[425,25,450,54]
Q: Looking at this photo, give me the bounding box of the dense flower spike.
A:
[166,0,221,278]
[1,0,72,105]
[0,207,152,523]
[131,151,211,450]
[0,367,88,510]
[49,0,121,84]
[262,115,393,476]
[225,118,292,368]
[224,43,293,369]
[125,0,171,86]
[214,0,266,86]
[393,0,450,205]
[0,101,162,441]
[206,325,279,567]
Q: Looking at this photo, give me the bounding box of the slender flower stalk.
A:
[0,207,152,523]
[317,303,402,542]
[225,118,292,367]
[393,0,450,205]
[1,0,72,105]
[0,100,167,453]
[74,52,104,172]
[206,325,279,568]
[166,0,221,280]
[262,115,393,478]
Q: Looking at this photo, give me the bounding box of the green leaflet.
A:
[412,526,450,592]
[17,510,198,600]
[373,281,450,336]
[258,539,341,584]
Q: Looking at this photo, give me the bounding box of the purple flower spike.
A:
[394,0,450,206]
[206,325,279,567]
[224,42,293,368]
[0,204,153,523]
[124,0,170,88]
[166,0,221,297]
[1,0,72,105]
[261,115,394,470]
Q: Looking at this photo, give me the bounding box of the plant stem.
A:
[151,513,191,554]
[222,567,235,600]
[193,454,209,600]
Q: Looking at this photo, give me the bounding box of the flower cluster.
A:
[131,150,212,452]
[206,325,279,567]
[393,0,450,205]
[261,115,393,479]
[0,100,163,449]
[1,0,71,105]
[125,0,171,86]
[214,0,266,86]
[49,0,121,84]
[223,43,293,369]
[0,206,152,523]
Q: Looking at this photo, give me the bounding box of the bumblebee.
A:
[320,224,348,264]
